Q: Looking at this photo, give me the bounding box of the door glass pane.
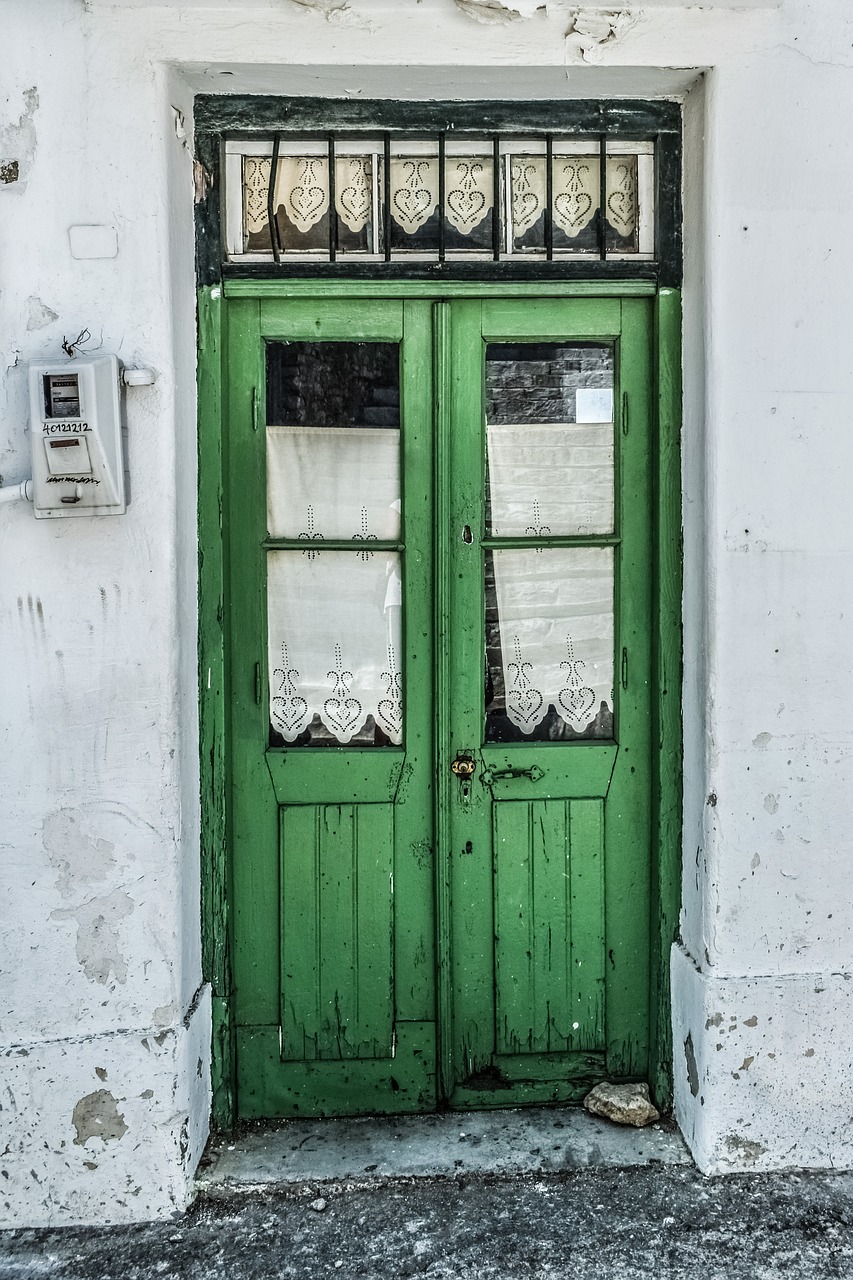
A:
[266,341,400,541]
[268,549,403,748]
[485,343,614,536]
[485,548,614,742]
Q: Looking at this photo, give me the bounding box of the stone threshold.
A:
[197,1106,692,1194]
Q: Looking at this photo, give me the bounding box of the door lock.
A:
[451,754,476,779]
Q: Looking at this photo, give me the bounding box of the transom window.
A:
[195,98,682,284]
[225,136,655,263]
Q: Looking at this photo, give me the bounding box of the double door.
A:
[226,292,653,1117]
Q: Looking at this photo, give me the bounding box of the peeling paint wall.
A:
[1,0,852,1227]
[0,0,209,1229]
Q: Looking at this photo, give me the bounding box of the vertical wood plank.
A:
[650,286,683,1107]
[494,802,534,1055]
[355,805,395,1058]
[532,800,571,1053]
[318,805,357,1059]
[280,806,321,1061]
[569,799,606,1052]
[197,285,234,1127]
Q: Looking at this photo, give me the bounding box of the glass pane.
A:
[388,156,440,252]
[242,155,374,254]
[266,341,400,542]
[509,154,547,253]
[485,548,614,743]
[444,155,495,252]
[386,153,495,253]
[485,343,614,536]
[268,550,403,748]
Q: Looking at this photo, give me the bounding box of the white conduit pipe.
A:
[0,479,33,506]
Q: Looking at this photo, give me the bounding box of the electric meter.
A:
[28,354,128,518]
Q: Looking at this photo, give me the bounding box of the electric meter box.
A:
[28,354,127,518]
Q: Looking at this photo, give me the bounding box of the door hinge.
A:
[254,661,262,705]
[621,647,628,690]
[251,386,261,433]
[622,391,629,436]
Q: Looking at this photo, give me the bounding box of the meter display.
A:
[43,374,81,419]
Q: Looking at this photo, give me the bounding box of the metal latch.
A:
[481,764,545,785]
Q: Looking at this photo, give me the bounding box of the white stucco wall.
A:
[1,0,852,1227]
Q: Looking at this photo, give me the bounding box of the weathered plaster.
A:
[72,1089,129,1145]
[25,297,60,332]
[454,0,548,24]
[0,988,211,1226]
[565,10,638,63]
[0,87,39,192]
[672,948,853,1174]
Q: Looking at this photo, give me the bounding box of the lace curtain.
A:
[266,426,403,745]
[487,418,615,736]
[490,548,614,736]
[486,417,613,538]
[243,153,639,255]
[267,425,401,542]
[267,550,402,745]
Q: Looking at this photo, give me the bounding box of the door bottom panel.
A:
[449,1050,605,1111]
[237,1022,436,1119]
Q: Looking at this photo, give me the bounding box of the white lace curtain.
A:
[487,419,615,736]
[266,426,403,745]
[243,154,639,250]
[267,550,402,745]
[267,425,401,542]
[491,548,614,735]
[487,418,613,537]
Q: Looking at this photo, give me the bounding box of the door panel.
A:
[279,802,395,1062]
[493,797,605,1056]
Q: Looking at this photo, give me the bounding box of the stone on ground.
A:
[583,1081,660,1128]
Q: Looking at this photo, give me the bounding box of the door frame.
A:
[197,278,682,1129]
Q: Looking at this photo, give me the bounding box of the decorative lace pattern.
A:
[390,158,438,234]
[492,547,614,737]
[242,150,641,256]
[553,160,597,237]
[268,550,403,745]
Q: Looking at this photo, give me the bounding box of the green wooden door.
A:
[228,296,437,1117]
[225,291,654,1118]
[440,298,653,1107]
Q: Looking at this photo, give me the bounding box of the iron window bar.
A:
[383,133,391,262]
[545,133,554,262]
[255,133,642,263]
[492,136,501,261]
[328,134,337,263]
[267,133,282,264]
[438,132,446,265]
[598,133,607,261]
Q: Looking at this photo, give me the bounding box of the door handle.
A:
[481,765,544,784]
